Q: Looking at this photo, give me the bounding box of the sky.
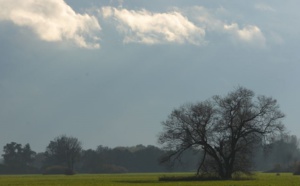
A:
[0,0,299,152]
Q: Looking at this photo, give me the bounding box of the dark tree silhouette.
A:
[2,142,22,167]
[2,142,36,173]
[45,135,82,171]
[158,87,285,179]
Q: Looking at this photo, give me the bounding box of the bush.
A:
[102,164,128,173]
[0,164,40,175]
[43,166,75,175]
[293,163,300,175]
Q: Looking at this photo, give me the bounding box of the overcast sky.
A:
[0,0,299,152]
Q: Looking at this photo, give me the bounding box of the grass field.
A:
[0,173,299,186]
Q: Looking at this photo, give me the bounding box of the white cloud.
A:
[101,7,205,45]
[191,6,266,47]
[0,0,101,48]
[191,6,224,31]
[224,23,266,46]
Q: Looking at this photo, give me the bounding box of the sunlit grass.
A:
[0,172,299,186]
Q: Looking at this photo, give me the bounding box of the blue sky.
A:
[0,0,299,152]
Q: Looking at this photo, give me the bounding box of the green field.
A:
[0,173,299,186]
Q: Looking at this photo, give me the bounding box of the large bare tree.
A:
[158,87,285,179]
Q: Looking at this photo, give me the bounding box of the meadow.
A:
[0,173,299,186]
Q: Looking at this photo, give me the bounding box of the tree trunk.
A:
[219,170,232,179]
[218,161,233,180]
[224,171,232,179]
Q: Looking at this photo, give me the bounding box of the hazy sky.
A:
[0,0,299,152]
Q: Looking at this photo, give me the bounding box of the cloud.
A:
[191,6,266,47]
[191,6,224,31]
[0,0,101,48]
[101,7,205,45]
[255,3,276,12]
[224,23,266,46]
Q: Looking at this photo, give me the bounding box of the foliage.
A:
[1,143,199,174]
[1,139,300,175]
[79,145,169,173]
[44,135,82,171]
[159,87,285,179]
[261,135,300,172]
[252,134,300,173]
[101,164,128,173]
[293,162,300,175]
[1,142,37,174]
[2,130,300,175]
[0,163,37,174]
[43,165,74,175]
[2,142,36,166]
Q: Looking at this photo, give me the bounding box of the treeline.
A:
[255,135,300,172]
[0,135,200,175]
[0,134,299,174]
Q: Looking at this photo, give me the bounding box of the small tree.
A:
[158,87,285,179]
[45,135,82,171]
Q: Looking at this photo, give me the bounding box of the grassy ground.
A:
[0,173,299,186]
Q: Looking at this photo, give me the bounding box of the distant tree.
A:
[31,152,46,170]
[261,135,300,172]
[2,142,22,167]
[22,144,36,166]
[45,135,82,171]
[133,145,170,172]
[158,87,285,179]
[1,142,36,173]
[80,149,103,173]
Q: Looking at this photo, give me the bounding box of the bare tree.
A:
[45,135,82,171]
[158,87,285,179]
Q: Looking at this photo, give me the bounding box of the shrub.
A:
[102,164,128,173]
[0,164,40,175]
[43,166,75,175]
[293,163,300,175]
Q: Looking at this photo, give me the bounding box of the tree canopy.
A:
[45,135,82,171]
[1,142,36,173]
[158,87,285,179]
